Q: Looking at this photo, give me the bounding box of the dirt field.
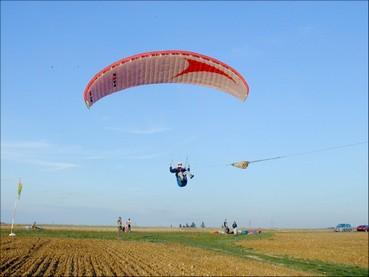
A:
[237,231,369,268]
[0,237,309,276]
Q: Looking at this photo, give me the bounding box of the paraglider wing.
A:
[231,161,249,169]
[83,50,249,108]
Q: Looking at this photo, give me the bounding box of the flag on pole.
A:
[9,179,23,237]
[17,180,23,200]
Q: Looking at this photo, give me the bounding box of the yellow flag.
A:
[17,180,23,200]
[231,161,249,169]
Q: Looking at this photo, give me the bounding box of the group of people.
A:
[223,219,238,235]
[117,217,132,234]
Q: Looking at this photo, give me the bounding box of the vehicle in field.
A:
[356,225,368,232]
[335,223,352,232]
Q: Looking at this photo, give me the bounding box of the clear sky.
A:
[1,1,368,228]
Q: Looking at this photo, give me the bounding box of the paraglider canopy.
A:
[83,50,249,108]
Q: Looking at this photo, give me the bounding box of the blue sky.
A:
[1,1,367,228]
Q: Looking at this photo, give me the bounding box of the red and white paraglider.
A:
[83,50,249,108]
[83,50,250,187]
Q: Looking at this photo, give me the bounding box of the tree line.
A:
[178,221,206,228]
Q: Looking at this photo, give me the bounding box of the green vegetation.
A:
[1,228,367,276]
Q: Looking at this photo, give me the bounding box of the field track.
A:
[1,237,309,276]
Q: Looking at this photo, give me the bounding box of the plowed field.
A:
[237,231,369,268]
[0,237,309,276]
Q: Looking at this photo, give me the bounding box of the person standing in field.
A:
[232,220,238,235]
[223,219,230,234]
[127,218,132,232]
[117,216,123,237]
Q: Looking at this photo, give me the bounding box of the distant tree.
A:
[201,221,205,228]
[191,222,196,228]
[185,223,189,228]
[179,224,182,228]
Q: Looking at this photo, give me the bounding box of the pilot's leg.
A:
[185,171,194,179]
